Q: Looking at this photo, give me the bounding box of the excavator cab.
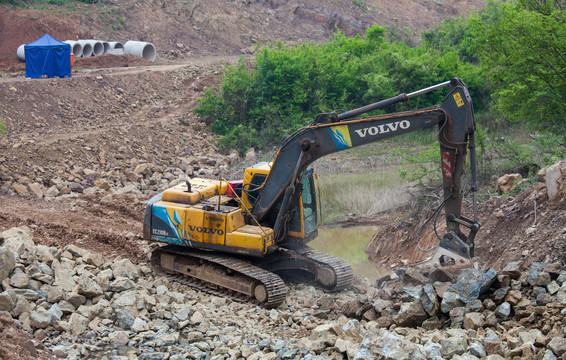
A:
[241,164,319,246]
[285,169,318,245]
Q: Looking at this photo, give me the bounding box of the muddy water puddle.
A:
[309,226,392,281]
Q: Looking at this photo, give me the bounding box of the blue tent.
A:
[24,34,71,79]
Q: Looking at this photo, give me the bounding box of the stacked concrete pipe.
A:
[76,40,93,57]
[107,41,124,55]
[102,41,110,54]
[77,40,104,57]
[17,44,26,61]
[124,41,156,62]
[64,41,83,58]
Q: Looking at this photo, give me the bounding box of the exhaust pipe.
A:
[124,41,156,62]
[107,41,125,55]
[64,41,84,58]
[17,44,26,61]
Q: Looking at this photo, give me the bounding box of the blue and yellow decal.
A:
[151,204,185,244]
[329,125,352,150]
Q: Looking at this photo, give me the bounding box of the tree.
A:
[469,0,566,130]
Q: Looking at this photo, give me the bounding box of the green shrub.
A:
[195,24,480,153]
[468,0,565,131]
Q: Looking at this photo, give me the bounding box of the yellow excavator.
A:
[143,78,481,307]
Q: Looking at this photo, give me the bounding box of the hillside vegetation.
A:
[196,0,566,184]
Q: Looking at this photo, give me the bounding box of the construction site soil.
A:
[1,0,566,359]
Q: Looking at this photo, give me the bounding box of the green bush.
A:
[195,24,480,153]
[468,0,565,131]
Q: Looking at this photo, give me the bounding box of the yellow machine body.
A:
[147,177,276,256]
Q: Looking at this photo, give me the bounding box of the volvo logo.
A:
[188,225,225,235]
[354,120,410,138]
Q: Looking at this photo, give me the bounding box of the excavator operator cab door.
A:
[286,169,318,245]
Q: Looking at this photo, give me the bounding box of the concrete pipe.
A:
[78,40,104,57]
[64,41,83,58]
[102,41,110,54]
[77,40,93,57]
[107,41,124,55]
[124,41,156,62]
[17,44,26,61]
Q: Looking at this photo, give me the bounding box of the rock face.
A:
[0,226,565,360]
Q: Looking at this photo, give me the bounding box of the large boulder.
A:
[1,226,35,256]
[111,258,141,280]
[441,269,497,313]
[394,301,429,327]
[420,283,440,316]
[497,173,522,194]
[545,159,566,201]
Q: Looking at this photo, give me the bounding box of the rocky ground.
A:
[1,224,566,360]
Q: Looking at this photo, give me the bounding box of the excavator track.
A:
[301,250,354,291]
[255,246,354,292]
[151,245,288,308]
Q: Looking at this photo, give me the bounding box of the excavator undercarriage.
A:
[151,244,353,308]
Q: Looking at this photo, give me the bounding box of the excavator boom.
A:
[252,78,479,263]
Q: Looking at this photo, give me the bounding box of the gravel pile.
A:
[1,226,565,359]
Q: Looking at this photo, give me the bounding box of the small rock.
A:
[131,317,150,332]
[393,301,429,327]
[463,312,485,330]
[528,270,551,286]
[12,183,29,195]
[29,310,50,329]
[109,277,135,292]
[111,258,141,280]
[94,178,111,191]
[9,268,31,288]
[483,329,503,355]
[2,226,34,256]
[0,246,16,282]
[548,337,566,357]
[68,313,89,335]
[191,310,204,324]
[536,293,552,306]
[468,341,487,358]
[68,182,84,193]
[65,292,86,308]
[504,290,522,305]
[78,275,104,298]
[420,283,439,316]
[494,302,511,319]
[134,163,149,175]
[27,182,44,198]
[108,330,130,345]
[113,290,137,307]
[0,292,16,312]
[441,337,467,358]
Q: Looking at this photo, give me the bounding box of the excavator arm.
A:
[251,78,480,263]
